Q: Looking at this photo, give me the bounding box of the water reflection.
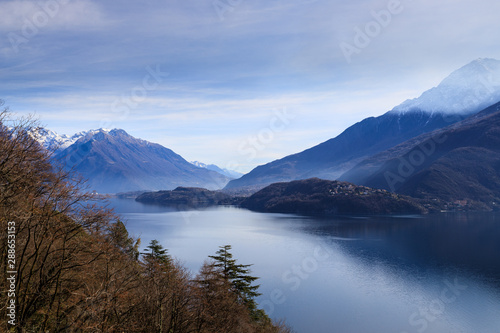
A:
[109,199,500,333]
[299,213,500,282]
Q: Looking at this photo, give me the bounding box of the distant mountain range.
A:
[225,58,500,191]
[33,128,235,193]
[31,58,500,207]
[190,161,243,179]
[340,101,500,209]
[32,127,89,150]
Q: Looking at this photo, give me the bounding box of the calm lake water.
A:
[109,198,500,333]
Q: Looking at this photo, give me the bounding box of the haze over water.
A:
[110,198,500,333]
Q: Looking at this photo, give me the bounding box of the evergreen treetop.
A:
[143,239,172,266]
[209,245,265,322]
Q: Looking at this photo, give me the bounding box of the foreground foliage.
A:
[0,109,292,332]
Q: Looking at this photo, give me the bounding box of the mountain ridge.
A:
[52,128,231,193]
[31,127,93,150]
[190,161,243,179]
[225,58,500,191]
[393,58,500,114]
[340,101,500,210]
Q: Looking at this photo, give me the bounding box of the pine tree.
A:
[108,219,141,260]
[143,239,171,265]
[140,240,174,333]
[0,108,293,333]
[209,245,267,322]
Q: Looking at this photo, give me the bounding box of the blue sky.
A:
[1,0,500,172]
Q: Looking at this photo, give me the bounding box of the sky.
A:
[1,0,500,173]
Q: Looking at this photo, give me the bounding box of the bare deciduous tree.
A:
[0,107,294,333]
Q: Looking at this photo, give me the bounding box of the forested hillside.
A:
[0,110,291,332]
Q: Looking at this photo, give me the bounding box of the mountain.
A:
[190,161,243,179]
[393,58,500,114]
[31,127,88,150]
[225,58,500,191]
[340,101,500,209]
[53,129,231,193]
[240,178,426,216]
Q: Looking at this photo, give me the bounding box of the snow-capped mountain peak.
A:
[32,128,117,150]
[31,128,79,150]
[392,58,500,114]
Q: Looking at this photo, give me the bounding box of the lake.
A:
[109,198,500,333]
